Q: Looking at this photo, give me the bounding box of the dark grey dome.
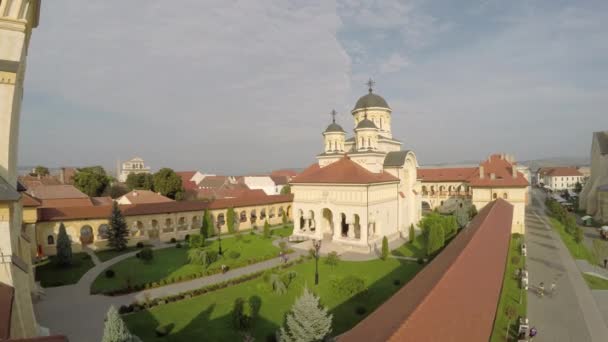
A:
[324,122,345,133]
[353,92,390,110]
[356,118,377,130]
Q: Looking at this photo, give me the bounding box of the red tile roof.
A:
[340,199,513,342]
[291,157,399,184]
[417,167,477,182]
[175,171,198,191]
[120,190,174,205]
[544,167,583,177]
[20,193,41,207]
[91,196,113,206]
[271,169,298,178]
[37,194,293,221]
[25,185,88,200]
[9,336,69,342]
[468,154,529,188]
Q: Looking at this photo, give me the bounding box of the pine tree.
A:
[56,223,72,267]
[227,207,236,234]
[409,224,415,244]
[278,288,332,342]
[102,306,140,342]
[201,209,212,238]
[263,220,271,238]
[381,236,389,260]
[108,202,128,251]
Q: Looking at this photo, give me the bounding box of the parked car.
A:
[521,243,527,257]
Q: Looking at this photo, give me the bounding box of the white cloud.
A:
[379,53,410,73]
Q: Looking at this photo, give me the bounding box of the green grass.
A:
[124,258,422,341]
[490,235,527,342]
[95,245,151,262]
[35,252,95,287]
[582,273,608,290]
[549,217,595,263]
[270,225,293,238]
[91,234,280,293]
[391,233,427,259]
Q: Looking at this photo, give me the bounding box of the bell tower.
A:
[0,0,41,339]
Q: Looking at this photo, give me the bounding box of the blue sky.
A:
[19,0,608,174]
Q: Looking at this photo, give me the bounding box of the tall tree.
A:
[263,220,271,238]
[102,306,140,342]
[427,223,445,256]
[280,184,291,195]
[56,223,72,267]
[33,165,50,177]
[381,236,389,260]
[574,181,583,194]
[73,166,110,197]
[108,202,128,251]
[201,209,212,238]
[152,168,183,199]
[227,207,236,234]
[409,224,415,244]
[278,287,332,342]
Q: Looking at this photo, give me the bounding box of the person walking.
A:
[529,326,537,341]
[539,282,545,297]
[550,281,556,296]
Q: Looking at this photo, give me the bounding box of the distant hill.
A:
[519,157,589,171]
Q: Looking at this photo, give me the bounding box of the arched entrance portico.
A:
[80,225,93,245]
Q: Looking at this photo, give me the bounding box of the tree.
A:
[152,168,183,199]
[468,205,478,220]
[381,236,389,260]
[504,306,517,339]
[280,184,291,195]
[325,251,340,267]
[56,223,72,267]
[232,297,248,330]
[427,224,445,256]
[278,287,332,342]
[282,211,288,228]
[201,209,212,238]
[33,165,49,177]
[108,202,128,251]
[455,203,469,228]
[227,207,236,234]
[592,239,608,267]
[189,234,205,249]
[574,181,583,194]
[409,224,415,244]
[125,173,154,191]
[263,220,271,238]
[73,166,110,197]
[106,183,129,199]
[574,226,584,249]
[102,306,140,342]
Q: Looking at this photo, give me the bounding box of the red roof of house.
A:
[417,167,477,182]
[544,167,583,177]
[339,199,514,342]
[175,171,198,190]
[120,190,174,205]
[20,193,41,207]
[271,169,298,178]
[291,157,399,185]
[468,154,529,187]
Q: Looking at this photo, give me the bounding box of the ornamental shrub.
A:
[263,220,271,238]
[189,234,205,249]
[139,247,154,263]
[325,251,340,267]
[381,236,389,260]
[136,242,144,248]
[331,275,366,298]
[105,269,115,278]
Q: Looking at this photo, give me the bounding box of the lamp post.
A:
[313,239,322,285]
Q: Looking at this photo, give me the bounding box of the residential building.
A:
[290,85,421,253]
[175,171,207,191]
[580,131,608,223]
[117,190,174,205]
[241,176,279,195]
[539,167,585,191]
[118,157,151,182]
[25,184,91,208]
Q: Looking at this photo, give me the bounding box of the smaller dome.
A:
[324,122,345,133]
[356,118,377,130]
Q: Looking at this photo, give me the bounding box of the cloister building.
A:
[290,84,422,253]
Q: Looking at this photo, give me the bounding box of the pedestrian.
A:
[550,281,556,296]
[538,282,544,297]
[604,258,607,269]
[529,326,537,341]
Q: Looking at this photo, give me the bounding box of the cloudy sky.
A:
[19,0,608,174]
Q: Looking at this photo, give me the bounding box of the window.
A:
[47,235,55,245]
[493,193,498,199]
[503,193,508,199]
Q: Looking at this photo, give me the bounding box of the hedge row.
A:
[95,249,295,296]
[118,254,310,313]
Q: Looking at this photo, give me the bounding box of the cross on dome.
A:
[331,109,337,123]
[366,78,375,93]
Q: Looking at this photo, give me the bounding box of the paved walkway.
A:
[526,189,608,341]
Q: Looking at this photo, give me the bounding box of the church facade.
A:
[290,84,421,253]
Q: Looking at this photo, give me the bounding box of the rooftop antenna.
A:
[366,78,375,93]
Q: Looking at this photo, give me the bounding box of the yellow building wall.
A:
[472,187,527,234]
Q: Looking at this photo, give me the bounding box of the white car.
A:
[521,243,527,257]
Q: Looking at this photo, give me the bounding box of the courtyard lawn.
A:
[490,234,527,342]
[582,273,608,290]
[124,258,422,341]
[91,234,281,294]
[35,252,95,287]
[270,224,293,238]
[391,233,427,259]
[549,217,595,264]
[95,245,150,262]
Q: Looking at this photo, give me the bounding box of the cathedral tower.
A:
[351,79,393,139]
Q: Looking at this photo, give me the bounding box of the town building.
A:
[240,176,281,195]
[580,131,608,223]
[0,1,66,340]
[117,157,151,182]
[290,84,421,253]
[116,190,173,205]
[25,184,91,208]
[418,153,529,234]
[175,171,207,191]
[538,166,585,191]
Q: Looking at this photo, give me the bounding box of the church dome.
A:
[324,122,345,133]
[355,117,377,130]
[353,92,390,111]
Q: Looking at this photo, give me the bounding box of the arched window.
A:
[47,235,55,245]
[493,193,498,199]
[503,192,508,199]
[98,224,110,240]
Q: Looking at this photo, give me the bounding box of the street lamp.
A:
[312,239,322,285]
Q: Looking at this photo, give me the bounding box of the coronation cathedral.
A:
[290,82,421,253]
